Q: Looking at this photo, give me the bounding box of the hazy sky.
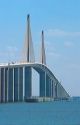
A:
[0,0,80,96]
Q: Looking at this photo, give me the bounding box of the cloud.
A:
[45,40,61,59]
[0,45,19,62]
[46,49,61,59]
[45,29,80,37]
[7,46,18,52]
[69,63,80,70]
[64,41,74,47]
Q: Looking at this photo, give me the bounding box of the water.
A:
[0,98,80,125]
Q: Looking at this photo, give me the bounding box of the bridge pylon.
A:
[22,14,35,63]
[40,30,46,65]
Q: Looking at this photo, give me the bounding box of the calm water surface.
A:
[0,99,80,125]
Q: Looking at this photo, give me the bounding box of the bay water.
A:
[0,98,80,125]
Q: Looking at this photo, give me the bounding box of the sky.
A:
[0,0,80,96]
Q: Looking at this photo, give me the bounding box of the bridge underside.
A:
[0,64,69,103]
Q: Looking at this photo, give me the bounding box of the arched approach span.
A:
[0,63,70,103]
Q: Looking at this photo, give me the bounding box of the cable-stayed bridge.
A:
[0,15,69,103]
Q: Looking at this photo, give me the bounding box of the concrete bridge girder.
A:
[24,66,53,98]
[0,63,69,103]
[32,67,54,97]
[24,66,61,99]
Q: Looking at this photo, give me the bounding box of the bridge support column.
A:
[51,80,53,98]
[25,67,32,99]
[46,75,52,97]
[39,72,46,97]
[0,68,5,102]
[52,82,56,98]
[8,68,14,102]
[18,67,23,102]
[55,83,58,98]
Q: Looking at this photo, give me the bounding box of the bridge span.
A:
[0,14,69,103]
[0,62,69,102]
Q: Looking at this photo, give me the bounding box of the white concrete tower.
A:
[40,30,46,65]
[22,14,35,63]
